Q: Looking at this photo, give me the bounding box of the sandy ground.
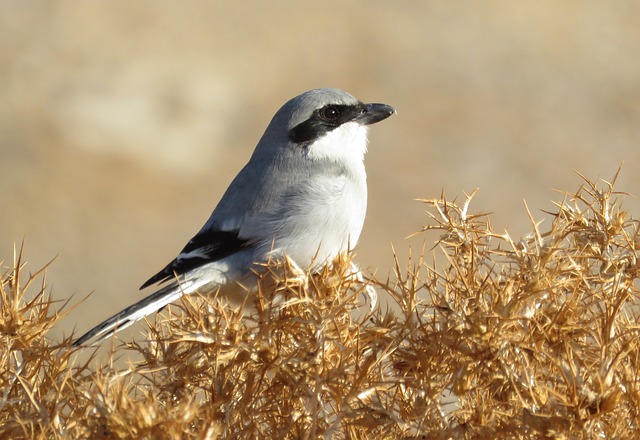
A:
[2,1,640,339]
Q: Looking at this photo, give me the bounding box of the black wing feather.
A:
[140,230,251,289]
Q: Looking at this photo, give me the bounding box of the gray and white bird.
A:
[73,88,395,346]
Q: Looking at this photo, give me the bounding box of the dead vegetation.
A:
[2,173,640,439]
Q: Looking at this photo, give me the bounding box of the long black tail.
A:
[73,282,188,347]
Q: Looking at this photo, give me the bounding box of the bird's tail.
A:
[72,280,197,347]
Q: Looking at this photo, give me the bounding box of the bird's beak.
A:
[356,103,396,125]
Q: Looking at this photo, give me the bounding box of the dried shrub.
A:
[1,173,639,439]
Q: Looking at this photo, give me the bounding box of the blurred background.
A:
[2,1,640,339]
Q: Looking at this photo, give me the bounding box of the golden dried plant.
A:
[1,172,639,439]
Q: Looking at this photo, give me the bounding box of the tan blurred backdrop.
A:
[2,1,640,339]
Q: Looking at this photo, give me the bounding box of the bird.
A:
[73,88,395,346]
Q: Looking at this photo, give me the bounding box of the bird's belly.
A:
[270,177,367,269]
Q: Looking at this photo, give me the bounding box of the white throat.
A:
[303,122,369,164]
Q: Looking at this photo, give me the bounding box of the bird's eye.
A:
[319,106,341,122]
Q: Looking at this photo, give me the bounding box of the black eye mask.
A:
[289,103,367,144]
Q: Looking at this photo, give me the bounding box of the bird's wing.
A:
[73,162,277,347]
[140,229,252,289]
[73,230,252,346]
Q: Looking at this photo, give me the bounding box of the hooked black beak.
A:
[356,103,396,125]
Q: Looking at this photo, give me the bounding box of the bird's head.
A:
[258,88,395,164]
